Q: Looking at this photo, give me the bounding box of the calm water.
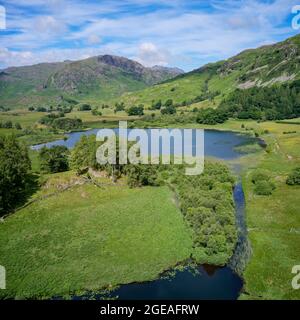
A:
[35,128,255,300]
[32,128,252,160]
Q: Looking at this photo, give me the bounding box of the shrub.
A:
[254,180,276,196]
[286,167,300,185]
[79,104,92,111]
[127,105,144,116]
[251,170,271,184]
[161,104,176,115]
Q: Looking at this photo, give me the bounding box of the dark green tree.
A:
[39,146,69,173]
[0,136,31,214]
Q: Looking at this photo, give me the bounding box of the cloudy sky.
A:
[0,0,299,71]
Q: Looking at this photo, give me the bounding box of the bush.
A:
[127,105,144,116]
[15,123,22,130]
[161,104,176,115]
[251,170,271,184]
[79,104,92,111]
[52,118,83,131]
[3,121,13,128]
[254,180,276,196]
[286,167,300,185]
[251,170,275,195]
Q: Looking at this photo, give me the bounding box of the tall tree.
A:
[0,135,31,214]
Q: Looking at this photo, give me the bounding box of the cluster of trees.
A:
[220,81,300,120]
[91,107,102,116]
[39,114,83,131]
[39,146,69,173]
[126,105,144,116]
[192,90,220,104]
[251,170,276,196]
[150,99,176,114]
[0,136,31,215]
[0,106,10,112]
[114,102,125,113]
[69,135,163,186]
[0,121,22,130]
[286,167,300,185]
[149,99,177,115]
[174,162,237,262]
[160,100,177,115]
[196,108,228,125]
[124,164,161,188]
[29,105,73,113]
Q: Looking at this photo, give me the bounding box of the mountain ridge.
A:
[117,34,300,108]
[0,55,184,108]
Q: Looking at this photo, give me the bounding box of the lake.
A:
[32,128,253,160]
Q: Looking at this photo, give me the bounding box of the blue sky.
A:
[0,0,299,71]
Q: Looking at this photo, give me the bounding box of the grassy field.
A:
[0,173,193,299]
[234,121,300,300]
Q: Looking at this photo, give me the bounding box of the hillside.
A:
[118,34,300,108]
[0,55,183,109]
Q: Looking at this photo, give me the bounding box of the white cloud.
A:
[133,42,170,66]
[87,34,102,45]
[33,16,66,34]
[0,0,299,70]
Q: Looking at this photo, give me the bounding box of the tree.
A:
[52,118,83,130]
[125,164,161,188]
[127,105,144,116]
[39,146,69,173]
[150,100,162,110]
[0,136,31,214]
[36,106,47,112]
[70,135,98,173]
[161,104,176,115]
[92,109,102,116]
[15,123,22,130]
[165,99,173,107]
[114,102,125,113]
[79,104,92,111]
[196,108,228,125]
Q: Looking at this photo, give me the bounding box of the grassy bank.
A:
[236,121,300,300]
[0,173,193,299]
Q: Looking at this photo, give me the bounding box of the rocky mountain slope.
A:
[0,55,184,108]
[119,34,300,108]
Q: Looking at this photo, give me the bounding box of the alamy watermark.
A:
[96,121,204,175]
[292,5,300,30]
[0,265,5,290]
[0,5,6,30]
[292,265,300,290]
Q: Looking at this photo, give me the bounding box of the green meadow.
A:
[0,173,193,299]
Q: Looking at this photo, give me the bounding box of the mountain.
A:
[0,55,184,108]
[119,34,300,108]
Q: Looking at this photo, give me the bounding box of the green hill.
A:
[0,55,183,109]
[117,34,300,109]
